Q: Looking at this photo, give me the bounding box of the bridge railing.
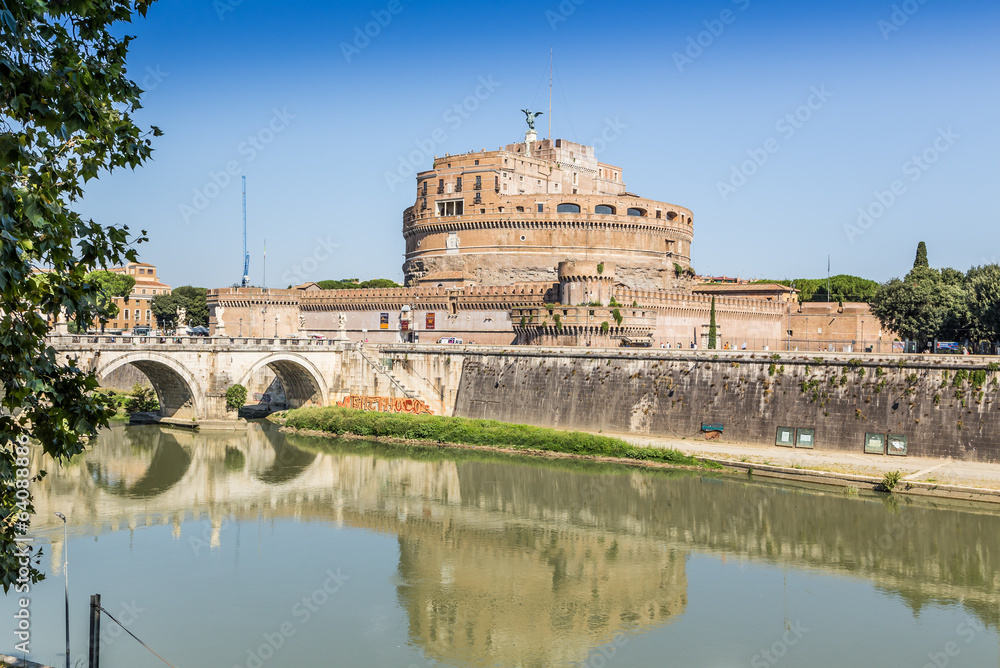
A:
[46,334,349,348]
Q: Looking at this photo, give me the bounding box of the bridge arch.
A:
[240,353,329,409]
[96,352,205,420]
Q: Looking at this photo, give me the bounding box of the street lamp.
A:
[54,512,69,668]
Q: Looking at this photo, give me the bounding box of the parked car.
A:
[186,326,210,337]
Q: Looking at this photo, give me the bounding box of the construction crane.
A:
[240,176,251,287]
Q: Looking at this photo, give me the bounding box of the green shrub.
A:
[601,321,610,334]
[881,470,902,493]
[611,308,623,326]
[124,383,158,413]
[226,384,248,411]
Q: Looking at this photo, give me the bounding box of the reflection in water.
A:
[27,424,1000,666]
[86,431,192,498]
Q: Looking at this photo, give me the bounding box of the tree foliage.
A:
[225,384,247,411]
[316,278,401,290]
[150,285,208,328]
[83,269,135,327]
[0,0,157,591]
[869,244,1000,347]
[708,296,717,350]
[967,265,1000,341]
[124,383,158,412]
[755,275,879,303]
[914,241,929,269]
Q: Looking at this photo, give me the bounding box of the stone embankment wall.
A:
[439,349,1000,462]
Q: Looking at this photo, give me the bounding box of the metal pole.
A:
[89,594,101,668]
[55,512,69,668]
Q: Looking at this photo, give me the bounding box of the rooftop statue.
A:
[521,109,543,131]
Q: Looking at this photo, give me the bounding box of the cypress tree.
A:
[708,296,717,349]
[914,242,929,269]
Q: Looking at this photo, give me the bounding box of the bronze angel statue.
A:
[521,109,543,131]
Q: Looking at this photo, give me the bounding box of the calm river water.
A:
[5,423,999,667]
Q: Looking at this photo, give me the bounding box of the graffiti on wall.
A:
[337,395,433,415]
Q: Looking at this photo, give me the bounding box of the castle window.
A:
[475,175,482,190]
[537,203,544,213]
[556,203,580,213]
[437,179,444,193]
[627,208,646,217]
[595,205,615,215]
[572,172,578,185]
[475,160,479,165]
[498,207,504,213]
[665,239,676,253]
[655,209,662,219]
[667,211,678,221]
[436,199,464,216]
[456,177,462,192]
[516,206,525,212]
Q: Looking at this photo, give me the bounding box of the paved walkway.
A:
[612,432,1000,493]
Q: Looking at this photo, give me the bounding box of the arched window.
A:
[595,205,615,215]
[627,208,646,217]
[556,203,580,213]
[666,211,678,221]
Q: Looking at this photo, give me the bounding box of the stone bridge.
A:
[48,334,464,422]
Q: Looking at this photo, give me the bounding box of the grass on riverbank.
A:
[280,406,717,469]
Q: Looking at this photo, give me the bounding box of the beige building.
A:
[102,262,171,332]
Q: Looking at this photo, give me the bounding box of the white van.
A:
[438,337,463,344]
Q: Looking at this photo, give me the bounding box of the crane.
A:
[240,176,251,287]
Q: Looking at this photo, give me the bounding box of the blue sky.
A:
[78,0,1000,288]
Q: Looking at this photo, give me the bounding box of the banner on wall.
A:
[379,312,389,329]
[426,312,435,330]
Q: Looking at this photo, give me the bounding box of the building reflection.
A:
[29,424,1000,665]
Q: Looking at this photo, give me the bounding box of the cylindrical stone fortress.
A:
[402,137,694,291]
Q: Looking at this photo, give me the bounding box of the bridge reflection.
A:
[30,424,1000,666]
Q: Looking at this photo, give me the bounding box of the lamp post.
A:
[54,512,69,668]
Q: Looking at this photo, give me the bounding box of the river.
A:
[5,422,999,667]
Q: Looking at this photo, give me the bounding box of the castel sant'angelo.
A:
[208,117,792,347]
